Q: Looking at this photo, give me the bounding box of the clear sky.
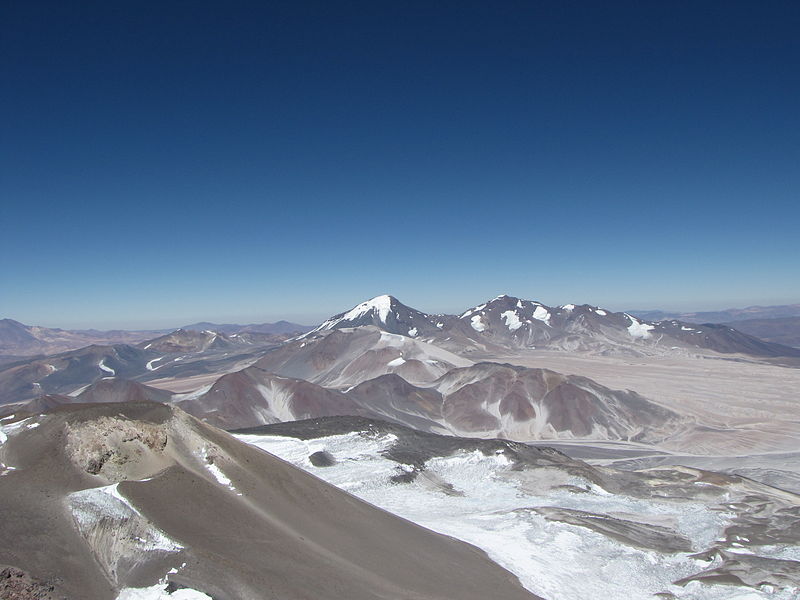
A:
[2,1,798,329]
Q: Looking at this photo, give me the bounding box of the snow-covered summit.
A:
[340,295,395,324]
[306,295,443,338]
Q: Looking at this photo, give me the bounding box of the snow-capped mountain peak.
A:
[341,295,396,324]
[301,294,800,358]
[306,295,442,338]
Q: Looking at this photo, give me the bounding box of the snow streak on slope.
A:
[238,431,799,600]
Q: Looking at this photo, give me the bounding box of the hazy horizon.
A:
[5,292,800,331]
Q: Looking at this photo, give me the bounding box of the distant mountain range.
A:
[719,316,800,348]
[306,295,800,359]
[5,299,798,359]
[0,318,313,357]
[0,318,161,359]
[630,303,800,323]
[628,303,800,348]
[0,330,292,406]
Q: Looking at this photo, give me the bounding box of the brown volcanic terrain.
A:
[177,368,364,429]
[173,359,686,445]
[0,402,539,600]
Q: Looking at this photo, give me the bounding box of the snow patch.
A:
[172,384,214,402]
[501,310,524,331]
[98,360,115,375]
[117,584,212,600]
[236,433,748,600]
[561,304,576,312]
[625,314,655,339]
[470,315,486,332]
[1,417,37,439]
[199,447,240,495]
[379,331,407,346]
[343,295,393,323]
[312,295,397,332]
[532,305,551,326]
[595,309,608,316]
[69,384,91,397]
[460,303,487,318]
[387,357,407,367]
[407,327,418,337]
[146,356,166,371]
[69,484,182,553]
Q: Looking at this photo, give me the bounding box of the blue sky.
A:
[2,1,798,328]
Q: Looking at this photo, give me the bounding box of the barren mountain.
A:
[0,403,538,600]
[720,316,800,348]
[0,379,171,420]
[257,325,473,388]
[175,356,685,443]
[176,369,363,430]
[0,318,310,359]
[138,329,237,354]
[430,362,683,442]
[0,344,152,405]
[0,330,286,407]
[74,378,174,405]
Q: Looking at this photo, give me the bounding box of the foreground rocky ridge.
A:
[0,403,539,600]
